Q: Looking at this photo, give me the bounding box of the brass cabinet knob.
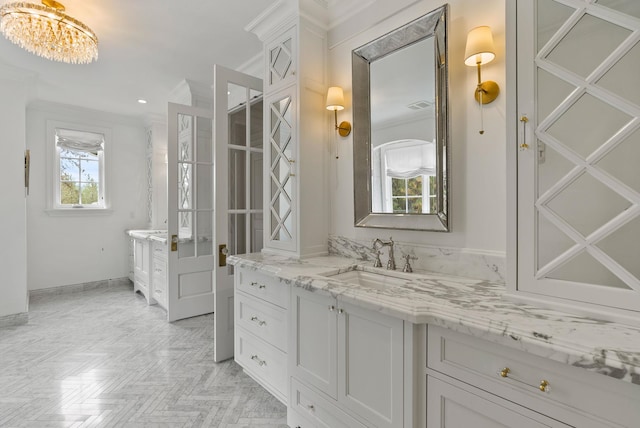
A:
[499,367,510,378]
[539,379,550,393]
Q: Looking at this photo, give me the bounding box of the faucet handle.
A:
[402,254,417,273]
[373,251,383,268]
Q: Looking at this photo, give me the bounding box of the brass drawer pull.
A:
[498,367,551,393]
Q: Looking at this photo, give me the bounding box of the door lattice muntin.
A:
[533,0,640,293]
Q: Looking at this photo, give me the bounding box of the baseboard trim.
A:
[29,277,132,298]
[0,312,28,328]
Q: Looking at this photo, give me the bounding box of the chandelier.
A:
[0,0,98,64]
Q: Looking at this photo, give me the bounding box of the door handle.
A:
[171,235,178,252]
[219,244,229,267]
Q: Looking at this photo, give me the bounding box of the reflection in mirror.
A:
[352,4,449,231]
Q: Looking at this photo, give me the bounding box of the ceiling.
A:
[0,0,277,119]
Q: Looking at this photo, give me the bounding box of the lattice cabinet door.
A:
[265,26,297,93]
[515,0,640,323]
[265,87,298,252]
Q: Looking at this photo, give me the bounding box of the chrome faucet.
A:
[372,237,396,270]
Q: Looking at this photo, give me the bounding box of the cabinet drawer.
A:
[235,327,287,401]
[152,256,166,279]
[290,377,368,428]
[427,373,570,427]
[152,243,167,259]
[428,325,639,428]
[236,269,288,308]
[236,291,287,352]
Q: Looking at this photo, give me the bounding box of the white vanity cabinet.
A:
[233,267,289,404]
[132,237,153,304]
[151,240,167,310]
[289,286,407,428]
[128,233,168,310]
[427,325,640,428]
[128,237,135,282]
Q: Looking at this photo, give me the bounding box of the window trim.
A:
[46,120,113,215]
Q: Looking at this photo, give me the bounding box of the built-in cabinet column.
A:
[250,4,330,258]
[507,0,640,325]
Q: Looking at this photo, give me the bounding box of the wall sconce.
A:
[326,86,351,137]
[465,26,499,134]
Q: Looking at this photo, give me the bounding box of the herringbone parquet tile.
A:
[0,284,287,428]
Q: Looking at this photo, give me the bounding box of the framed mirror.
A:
[352,4,449,231]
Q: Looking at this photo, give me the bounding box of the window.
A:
[47,121,111,214]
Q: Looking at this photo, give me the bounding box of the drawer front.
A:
[152,256,166,280]
[236,291,287,352]
[427,373,570,428]
[236,269,288,308]
[290,377,368,428]
[235,327,287,399]
[152,242,167,258]
[428,325,639,428]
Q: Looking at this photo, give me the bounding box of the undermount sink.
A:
[325,270,408,290]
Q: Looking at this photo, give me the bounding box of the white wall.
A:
[0,77,28,317]
[26,101,148,291]
[328,0,506,253]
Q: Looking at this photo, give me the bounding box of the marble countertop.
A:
[126,229,167,243]
[229,252,640,386]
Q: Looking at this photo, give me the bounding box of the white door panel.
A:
[167,103,215,322]
[213,64,264,362]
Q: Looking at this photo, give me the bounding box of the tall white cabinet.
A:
[507,0,640,325]
[248,1,330,258]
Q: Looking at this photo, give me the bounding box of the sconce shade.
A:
[464,26,496,66]
[326,86,345,111]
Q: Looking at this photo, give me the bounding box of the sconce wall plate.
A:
[337,121,351,137]
[475,80,500,104]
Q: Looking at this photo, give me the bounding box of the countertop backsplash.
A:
[329,235,506,283]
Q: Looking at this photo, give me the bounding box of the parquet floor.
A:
[0,283,287,428]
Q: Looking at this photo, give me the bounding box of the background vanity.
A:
[127,230,168,310]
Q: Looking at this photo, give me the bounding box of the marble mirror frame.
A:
[352,4,450,231]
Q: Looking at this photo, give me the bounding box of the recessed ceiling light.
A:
[137,99,147,104]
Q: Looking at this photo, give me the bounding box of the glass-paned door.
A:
[167,103,215,322]
[213,65,263,362]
